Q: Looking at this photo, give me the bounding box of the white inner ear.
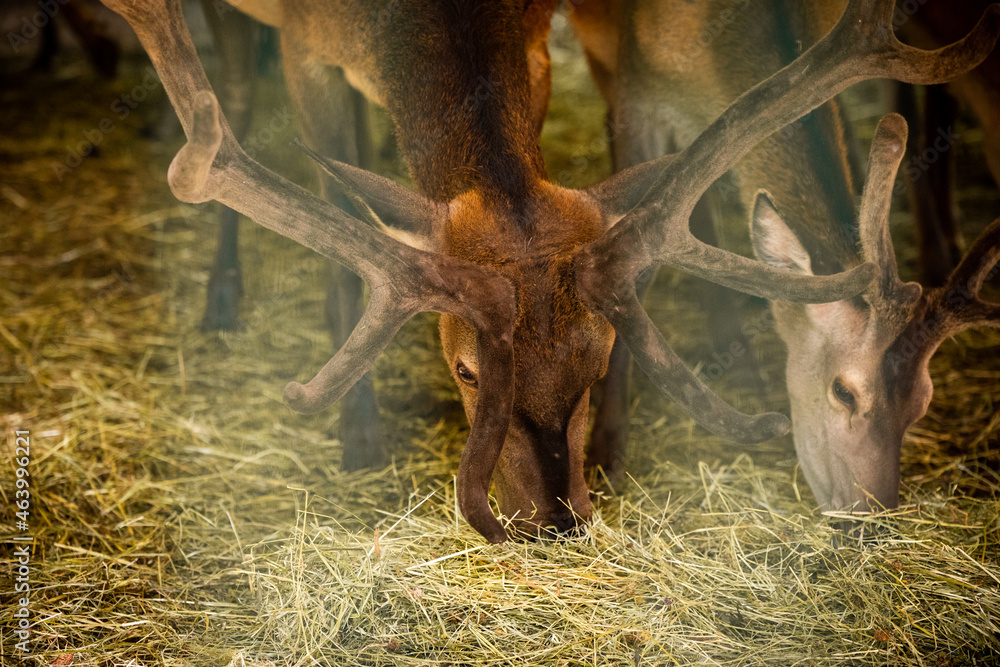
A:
[750,191,813,276]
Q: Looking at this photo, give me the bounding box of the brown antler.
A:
[574,0,999,444]
[102,0,516,543]
[876,214,999,384]
[921,216,1000,341]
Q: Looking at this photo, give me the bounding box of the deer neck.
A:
[715,0,859,276]
[373,0,548,204]
[735,102,860,276]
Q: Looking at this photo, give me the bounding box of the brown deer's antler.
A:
[102,0,516,543]
[575,0,1000,443]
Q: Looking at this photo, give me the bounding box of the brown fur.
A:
[269,0,608,536]
[107,0,998,540]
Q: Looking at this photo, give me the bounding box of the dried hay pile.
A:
[1,35,999,667]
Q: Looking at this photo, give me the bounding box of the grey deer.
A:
[571,0,1000,511]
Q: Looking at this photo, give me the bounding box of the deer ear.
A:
[752,191,855,328]
[298,141,446,240]
[586,154,676,225]
[750,191,813,276]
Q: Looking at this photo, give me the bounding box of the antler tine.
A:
[928,217,1000,337]
[607,293,790,443]
[284,293,418,414]
[858,114,922,320]
[457,329,516,544]
[577,0,1000,304]
[104,0,521,540]
[859,114,907,286]
[874,5,1000,85]
[945,217,1000,302]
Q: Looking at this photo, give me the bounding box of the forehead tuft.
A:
[511,256,593,348]
[443,185,606,263]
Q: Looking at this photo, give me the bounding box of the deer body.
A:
[895,0,1000,286]
[102,0,996,540]
[209,0,614,535]
[572,0,1000,511]
[201,0,560,473]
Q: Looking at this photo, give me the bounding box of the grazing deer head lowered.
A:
[571,0,1000,513]
[754,130,1000,509]
[102,0,997,542]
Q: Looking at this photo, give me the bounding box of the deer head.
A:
[752,114,1000,510]
[102,0,999,541]
[315,156,621,533]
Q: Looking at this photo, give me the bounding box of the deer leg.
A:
[282,50,383,471]
[199,1,258,331]
[587,99,671,478]
[898,84,961,287]
[61,0,120,79]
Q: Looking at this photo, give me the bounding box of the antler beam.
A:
[575,0,999,444]
[101,0,518,543]
[928,216,1000,336]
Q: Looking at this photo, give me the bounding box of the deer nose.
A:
[549,509,579,533]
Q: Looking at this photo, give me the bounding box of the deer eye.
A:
[456,361,478,386]
[833,378,856,409]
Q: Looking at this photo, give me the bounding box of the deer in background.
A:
[570,0,1000,512]
[100,0,995,541]
[894,0,1000,286]
[1,0,121,77]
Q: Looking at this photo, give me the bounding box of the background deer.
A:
[894,0,1000,286]
[570,0,1000,511]
[100,0,995,541]
[0,0,123,77]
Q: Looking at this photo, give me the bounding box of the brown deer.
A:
[571,0,1000,512]
[195,0,557,472]
[100,0,995,541]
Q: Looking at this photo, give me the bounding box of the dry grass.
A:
[1,24,999,667]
